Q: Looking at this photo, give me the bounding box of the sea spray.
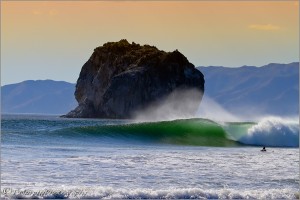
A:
[237,117,299,147]
[133,89,203,122]
[197,95,239,122]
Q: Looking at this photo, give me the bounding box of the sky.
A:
[1,1,299,85]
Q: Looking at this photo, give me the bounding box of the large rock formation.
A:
[64,39,205,119]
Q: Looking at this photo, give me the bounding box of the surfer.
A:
[261,146,266,152]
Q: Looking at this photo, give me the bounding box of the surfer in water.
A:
[261,146,266,152]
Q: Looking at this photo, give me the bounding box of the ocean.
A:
[1,114,299,199]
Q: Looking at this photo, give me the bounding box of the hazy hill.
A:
[1,80,76,115]
[197,62,299,116]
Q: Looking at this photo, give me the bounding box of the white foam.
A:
[1,187,298,199]
[238,117,299,147]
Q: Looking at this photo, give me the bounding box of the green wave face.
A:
[68,119,240,147]
[223,122,256,141]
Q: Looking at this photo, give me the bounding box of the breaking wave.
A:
[54,117,299,147]
[60,118,237,147]
[237,117,299,147]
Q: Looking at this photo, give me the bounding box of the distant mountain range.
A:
[1,80,76,115]
[197,62,299,117]
[1,62,298,116]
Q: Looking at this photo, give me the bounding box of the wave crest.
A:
[238,117,299,147]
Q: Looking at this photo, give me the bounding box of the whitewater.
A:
[1,114,299,199]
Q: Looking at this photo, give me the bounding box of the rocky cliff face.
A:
[64,39,205,119]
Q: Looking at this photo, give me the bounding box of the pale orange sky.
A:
[1,1,299,85]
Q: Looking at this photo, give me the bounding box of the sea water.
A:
[1,114,299,199]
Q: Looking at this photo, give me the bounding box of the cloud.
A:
[248,24,280,31]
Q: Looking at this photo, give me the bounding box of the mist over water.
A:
[133,89,241,122]
[196,95,239,122]
[196,94,299,123]
[133,89,203,122]
[133,89,297,123]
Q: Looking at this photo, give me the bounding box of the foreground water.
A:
[1,114,299,199]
